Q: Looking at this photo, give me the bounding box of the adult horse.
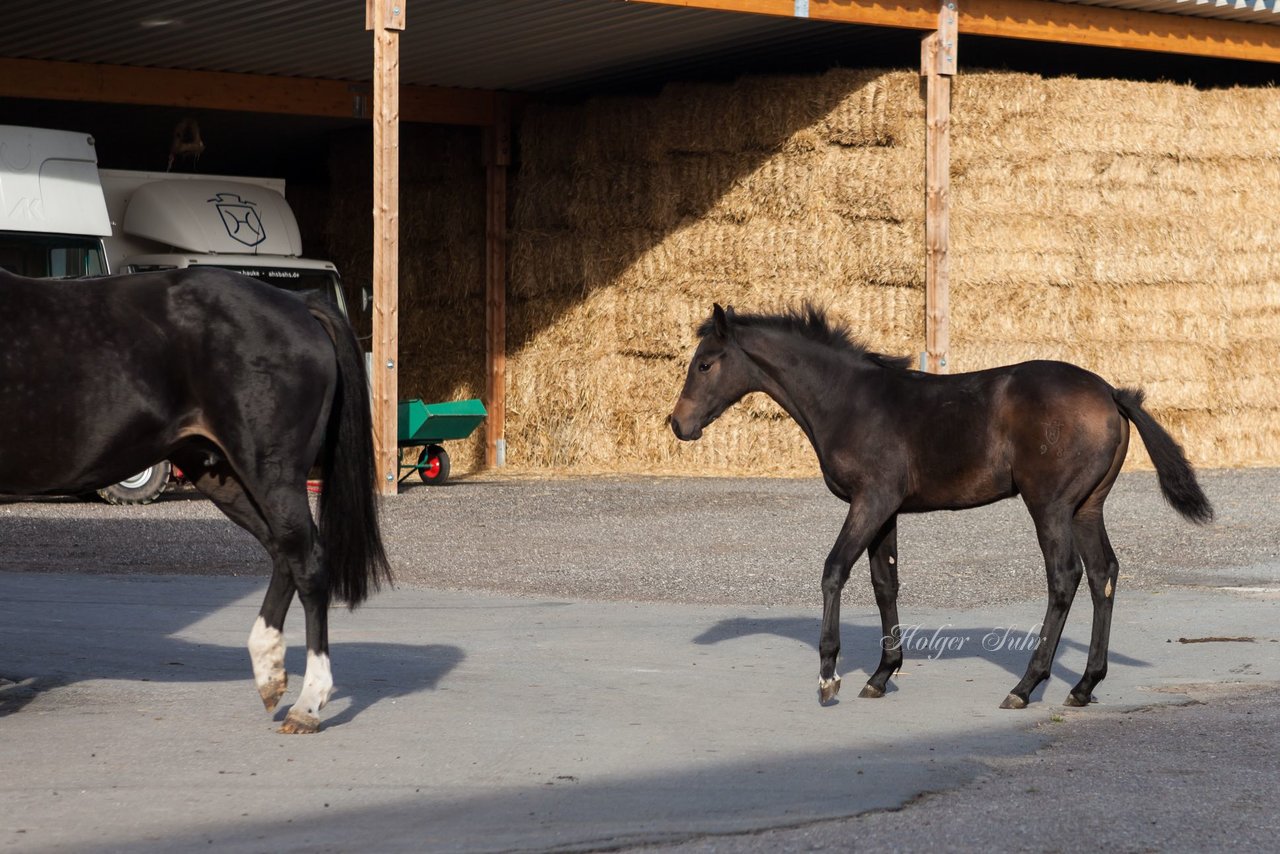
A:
[671,304,1211,710]
[0,267,390,733]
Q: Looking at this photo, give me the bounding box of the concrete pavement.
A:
[2,571,1275,853]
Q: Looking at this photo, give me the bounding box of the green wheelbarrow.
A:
[397,398,487,485]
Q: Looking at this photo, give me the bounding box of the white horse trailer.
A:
[0,125,111,279]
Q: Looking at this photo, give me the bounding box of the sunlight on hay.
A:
[325,68,1280,479]
[499,68,1280,474]
[506,69,923,476]
[947,71,1280,470]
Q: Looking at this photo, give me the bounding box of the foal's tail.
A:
[308,297,392,607]
[1113,388,1213,524]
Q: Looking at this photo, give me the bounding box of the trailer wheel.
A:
[417,445,450,485]
[98,461,171,505]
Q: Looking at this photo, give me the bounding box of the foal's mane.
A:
[699,303,914,370]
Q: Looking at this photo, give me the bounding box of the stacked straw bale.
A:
[501,67,1279,474]
[319,68,1279,478]
[323,124,489,474]
[947,72,1280,468]
[508,69,926,475]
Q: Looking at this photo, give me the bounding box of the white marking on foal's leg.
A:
[281,651,333,733]
[248,617,287,711]
[818,670,842,703]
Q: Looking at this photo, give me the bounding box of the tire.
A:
[417,445,450,485]
[98,461,171,505]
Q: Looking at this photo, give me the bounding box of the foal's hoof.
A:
[858,684,885,699]
[1064,692,1094,707]
[818,676,842,705]
[279,710,321,734]
[259,677,288,712]
[999,693,1028,710]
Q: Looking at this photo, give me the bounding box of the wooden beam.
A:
[0,57,495,126]
[632,0,936,28]
[961,0,1280,62]
[921,1,954,375]
[632,0,1280,64]
[484,95,512,469]
[369,0,403,496]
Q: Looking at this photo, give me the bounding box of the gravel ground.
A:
[2,468,1276,610]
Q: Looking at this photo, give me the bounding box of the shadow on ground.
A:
[694,615,1150,698]
[0,571,464,726]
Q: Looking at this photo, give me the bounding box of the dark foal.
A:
[671,304,1211,709]
[0,268,390,732]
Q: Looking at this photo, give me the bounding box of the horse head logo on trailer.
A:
[208,192,266,247]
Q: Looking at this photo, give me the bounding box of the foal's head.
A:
[671,302,910,441]
[670,304,755,441]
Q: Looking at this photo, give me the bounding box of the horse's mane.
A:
[698,303,914,371]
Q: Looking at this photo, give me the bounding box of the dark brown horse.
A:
[671,304,1211,709]
[0,267,390,732]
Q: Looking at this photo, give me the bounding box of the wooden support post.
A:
[368,0,405,494]
[921,1,956,374]
[484,95,511,468]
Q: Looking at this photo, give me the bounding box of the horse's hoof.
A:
[1064,692,1093,707]
[858,684,885,699]
[818,676,841,705]
[279,710,321,734]
[999,693,1028,710]
[259,677,288,712]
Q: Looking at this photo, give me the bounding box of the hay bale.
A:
[945,71,1280,468]
[427,66,1280,476]
[325,124,489,477]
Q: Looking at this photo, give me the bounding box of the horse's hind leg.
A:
[1064,427,1127,707]
[276,501,332,735]
[249,573,296,711]
[172,450,295,712]
[861,516,901,699]
[217,483,332,735]
[226,485,331,734]
[1002,504,1082,710]
[1065,510,1119,707]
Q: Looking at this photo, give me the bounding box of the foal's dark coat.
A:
[671,304,1211,708]
[0,267,389,731]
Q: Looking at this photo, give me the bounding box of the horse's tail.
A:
[1113,387,1213,525]
[308,297,392,607]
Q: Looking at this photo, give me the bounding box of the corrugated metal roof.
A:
[1060,0,1280,27]
[0,0,891,93]
[0,0,1275,97]
[392,1,888,91]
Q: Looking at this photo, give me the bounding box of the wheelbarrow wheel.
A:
[417,445,450,485]
[98,461,171,505]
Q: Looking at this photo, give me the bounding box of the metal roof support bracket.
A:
[367,0,407,31]
[922,1,958,76]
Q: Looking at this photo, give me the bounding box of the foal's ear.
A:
[712,303,733,340]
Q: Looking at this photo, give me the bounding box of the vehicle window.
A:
[0,233,107,278]
[50,246,107,277]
